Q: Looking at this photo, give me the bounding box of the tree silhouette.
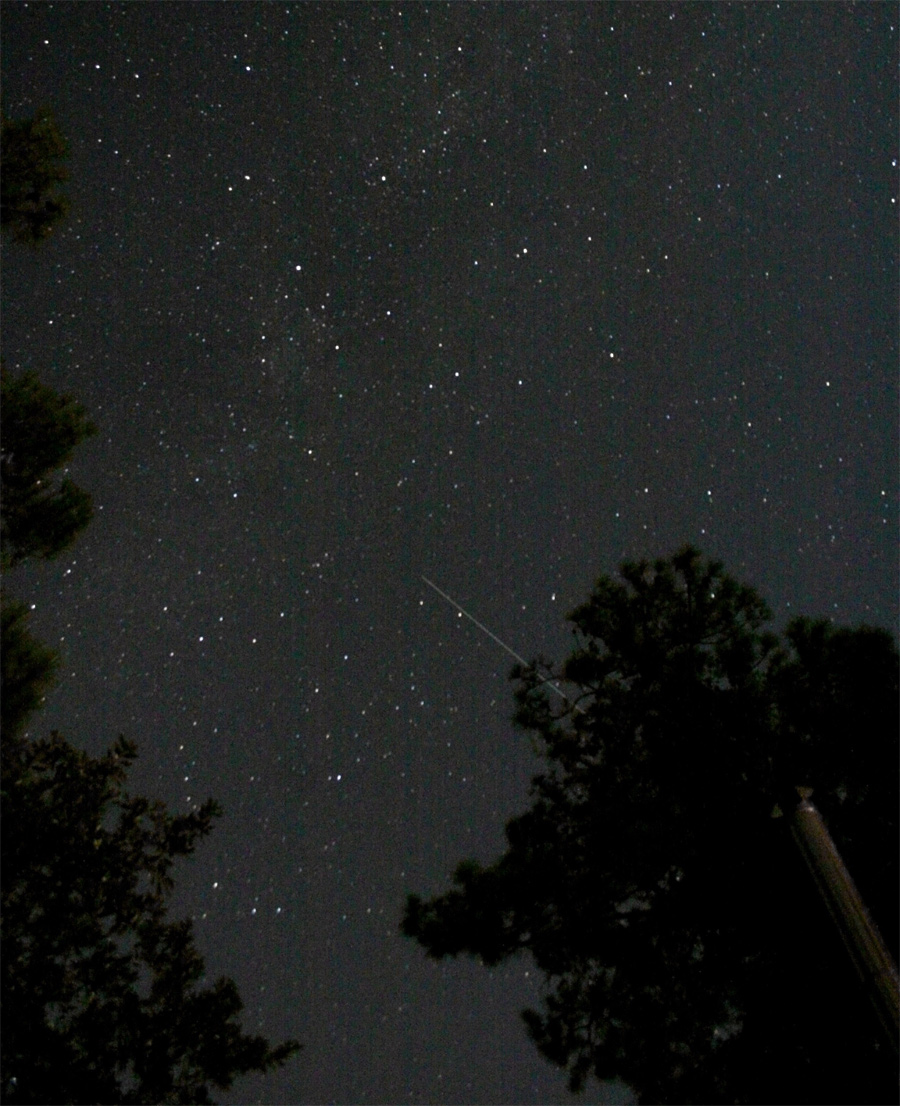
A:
[0,386,303,1106]
[1,106,70,245]
[1,364,97,570]
[1,731,301,1104]
[1,596,60,741]
[1,106,301,1101]
[402,547,898,1104]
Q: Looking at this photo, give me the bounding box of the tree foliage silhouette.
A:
[1,732,301,1104]
[1,106,70,244]
[0,416,302,1106]
[1,364,96,570]
[0,108,301,1104]
[1,596,60,741]
[402,547,898,1104]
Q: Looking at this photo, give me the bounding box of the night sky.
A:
[2,3,896,1104]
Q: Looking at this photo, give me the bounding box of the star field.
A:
[1,4,896,1104]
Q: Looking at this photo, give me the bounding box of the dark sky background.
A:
[2,3,897,1104]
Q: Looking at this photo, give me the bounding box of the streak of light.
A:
[420,575,577,708]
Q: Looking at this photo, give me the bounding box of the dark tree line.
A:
[1,109,301,1104]
[1,729,300,1105]
[0,365,96,570]
[1,105,70,244]
[403,547,899,1104]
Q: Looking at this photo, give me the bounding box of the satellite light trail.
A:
[420,575,576,708]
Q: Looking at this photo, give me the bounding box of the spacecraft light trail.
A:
[421,575,574,706]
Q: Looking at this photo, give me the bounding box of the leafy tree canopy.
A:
[0,101,302,1104]
[1,105,70,244]
[402,546,899,1104]
[1,364,96,570]
[1,731,301,1104]
[1,595,60,742]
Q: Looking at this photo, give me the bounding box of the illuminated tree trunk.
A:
[791,788,900,1056]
